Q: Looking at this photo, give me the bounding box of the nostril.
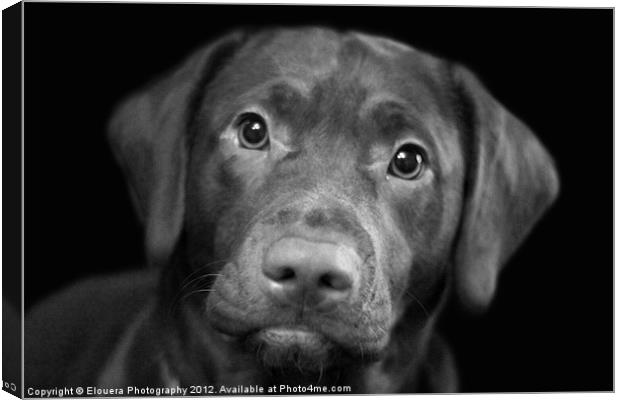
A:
[265,265,296,282]
[318,272,352,291]
[277,267,295,282]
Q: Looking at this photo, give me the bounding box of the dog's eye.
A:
[237,113,269,150]
[388,144,426,180]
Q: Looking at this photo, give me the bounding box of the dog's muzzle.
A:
[205,205,385,371]
[247,236,362,369]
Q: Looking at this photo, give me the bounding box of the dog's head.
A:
[109,28,558,379]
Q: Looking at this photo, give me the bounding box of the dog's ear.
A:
[451,64,560,311]
[108,32,246,268]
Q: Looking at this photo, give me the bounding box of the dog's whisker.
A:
[188,289,215,293]
[317,362,324,383]
[169,274,222,315]
[177,273,223,297]
[171,265,226,311]
[168,289,215,315]
[178,260,227,288]
[169,278,217,313]
[177,288,216,305]
[178,271,223,291]
[405,290,430,318]
[176,260,226,286]
[255,341,264,365]
[294,353,304,374]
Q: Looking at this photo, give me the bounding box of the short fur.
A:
[25,27,559,393]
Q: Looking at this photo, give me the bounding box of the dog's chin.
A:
[248,327,340,372]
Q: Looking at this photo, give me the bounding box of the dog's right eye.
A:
[237,113,269,150]
[388,143,426,180]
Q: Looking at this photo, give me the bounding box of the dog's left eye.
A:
[237,113,269,150]
[388,144,426,180]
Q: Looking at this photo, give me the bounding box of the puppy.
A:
[25,27,559,393]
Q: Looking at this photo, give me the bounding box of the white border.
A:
[0,2,615,400]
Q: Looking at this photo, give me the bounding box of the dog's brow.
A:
[365,99,426,136]
[358,93,412,118]
[242,78,310,120]
[365,99,440,164]
[265,81,307,115]
[241,78,309,102]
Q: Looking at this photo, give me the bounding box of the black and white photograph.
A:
[2,2,612,397]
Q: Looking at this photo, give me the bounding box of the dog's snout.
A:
[261,237,360,310]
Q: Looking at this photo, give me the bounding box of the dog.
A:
[25,27,559,393]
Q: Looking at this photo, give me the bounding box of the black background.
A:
[22,4,612,392]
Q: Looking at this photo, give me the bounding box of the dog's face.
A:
[109,28,558,380]
[185,29,464,370]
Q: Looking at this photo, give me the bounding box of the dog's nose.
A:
[261,237,360,310]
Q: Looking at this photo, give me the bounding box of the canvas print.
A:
[2,2,612,397]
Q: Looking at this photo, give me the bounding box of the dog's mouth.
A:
[206,290,391,371]
[246,326,340,372]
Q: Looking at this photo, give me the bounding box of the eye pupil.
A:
[389,144,425,180]
[238,113,269,149]
[395,150,420,173]
[243,121,265,144]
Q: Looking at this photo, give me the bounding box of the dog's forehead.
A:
[257,29,441,86]
[212,28,450,116]
[254,28,343,81]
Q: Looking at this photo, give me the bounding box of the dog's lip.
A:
[206,297,389,360]
[213,323,333,351]
[258,326,326,345]
[215,324,326,344]
[211,319,386,363]
[251,326,336,370]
